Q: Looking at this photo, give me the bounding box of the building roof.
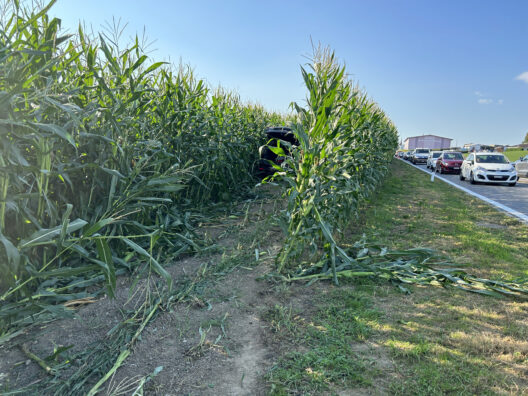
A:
[403,134,453,142]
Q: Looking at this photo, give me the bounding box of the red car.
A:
[435,151,464,174]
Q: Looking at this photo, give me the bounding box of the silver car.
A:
[411,148,430,164]
[513,154,528,178]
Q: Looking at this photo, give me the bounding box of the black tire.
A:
[470,172,476,184]
[459,172,465,181]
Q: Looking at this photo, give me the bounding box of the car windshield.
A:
[475,154,507,164]
[416,149,429,153]
[444,153,463,160]
[432,153,441,158]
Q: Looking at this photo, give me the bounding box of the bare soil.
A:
[2,190,367,395]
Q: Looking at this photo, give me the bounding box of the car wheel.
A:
[459,172,465,181]
[470,172,476,184]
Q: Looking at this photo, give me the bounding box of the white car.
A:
[426,151,442,169]
[513,154,528,178]
[460,152,517,186]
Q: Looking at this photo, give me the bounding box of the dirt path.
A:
[0,195,286,395]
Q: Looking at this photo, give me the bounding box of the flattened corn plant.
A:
[0,0,284,340]
[275,47,528,298]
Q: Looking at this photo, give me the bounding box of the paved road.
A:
[410,162,528,218]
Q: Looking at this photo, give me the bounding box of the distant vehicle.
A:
[256,127,298,177]
[426,151,442,169]
[460,152,517,186]
[435,151,463,174]
[398,151,404,159]
[403,151,411,160]
[513,154,528,178]
[468,144,494,153]
[411,148,430,164]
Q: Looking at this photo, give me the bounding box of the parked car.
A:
[513,154,528,178]
[402,151,410,160]
[398,151,404,159]
[255,127,298,177]
[426,151,442,169]
[460,152,517,186]
[435,151,463,174]
[411,148,430,164]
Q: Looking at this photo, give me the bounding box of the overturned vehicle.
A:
[255,127,298,178]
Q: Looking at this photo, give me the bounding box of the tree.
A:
[524,132,528,144]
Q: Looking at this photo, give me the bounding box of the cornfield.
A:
[2,2,527,394]
[0,0,283,339]
[276,46,398,279]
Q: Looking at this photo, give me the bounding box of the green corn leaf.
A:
[123,238,172,291]
[19,218,88,249]
[58,204,73,247]
[83,218,115,237]
[30,122,76,147]
[32,265,100,279]
[95,239,116,298]
[0,233,20,271]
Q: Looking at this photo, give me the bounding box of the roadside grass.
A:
[462,150,525,161]
[355,160,528,280]
[351,160,528,394]
[262,159,528,395]
[266,288,380,395]
[504,150,527,162]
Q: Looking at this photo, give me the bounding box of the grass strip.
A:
[265,160,528,394]
[265,289,379,394]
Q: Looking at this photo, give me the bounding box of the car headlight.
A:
[509,165,515,172]
[475,166,485,172]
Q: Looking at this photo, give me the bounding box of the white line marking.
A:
[398,158,528,224]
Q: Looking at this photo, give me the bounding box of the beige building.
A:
[403,134,452,150]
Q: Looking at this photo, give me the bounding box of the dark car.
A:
[435,151,463,174]
[256,127,298,177]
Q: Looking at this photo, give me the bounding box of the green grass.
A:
[461,150,525,162]
[503,149,527,161]
[353,160,528,279]
[266,288,379,395]
[263,159,528,395]
[350,160,528,394]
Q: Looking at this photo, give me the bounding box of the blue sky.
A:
[50,0,528,146]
